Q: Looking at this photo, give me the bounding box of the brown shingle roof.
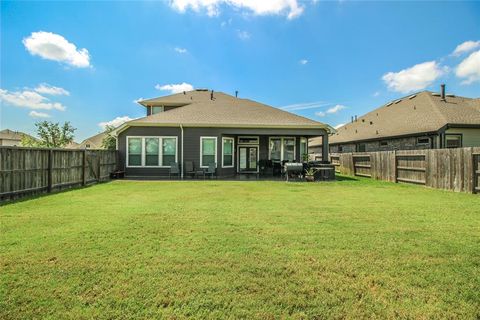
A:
[310,91,480,146]
[126,90,331,130]
[78,132,107,149]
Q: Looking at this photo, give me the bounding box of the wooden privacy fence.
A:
[331,147,480,194]
[0,147,118,201]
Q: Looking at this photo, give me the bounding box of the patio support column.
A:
[322,133,329,163]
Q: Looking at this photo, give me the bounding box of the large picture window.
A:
[162,138,176,166]
[128,138,142,166]
[127,136,177,167]
[222,137,234,168]
[201,137,217,168]
[145,138,159,166]
[269,137,296,162]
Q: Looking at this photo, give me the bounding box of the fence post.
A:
[393,150,397,183]
[82,149,87,186]
[47,149,53,193]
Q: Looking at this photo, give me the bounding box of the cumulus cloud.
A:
[299,59,308,65]
[155,82,194,94]
[315,104,346,117]
[23,31,91,68]
[452,40,480,56]
[237,30,250,40]
[455,50,480,84]
[0,88,66,111]
[169,0,304,20]
[174,47,188,54]
[34,83,70,96]
[382,61,446,94]
[29,111,51,118]
[98,116,134,130]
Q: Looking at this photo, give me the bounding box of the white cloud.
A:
[237,30,250,40]
[455,50,480,84]
[281,101,329,111]
[452,40,480,56]
[155,82,194,94]
[169,0,304,20]
[372,91,380,97]
[174,47,188,54]
[98,116,134,130]
[23,31,90,68]
[34,83,70,96]
[334,123,346,129]
[29,111,51,118]
[299,59,308,65]
[382,61,446,94]
[315,104,346,117]
[0,89,66,111]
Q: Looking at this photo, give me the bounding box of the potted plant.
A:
[302,153,309,163]
[305,168,315,182]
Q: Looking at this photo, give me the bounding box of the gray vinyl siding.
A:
[118,126,327,178]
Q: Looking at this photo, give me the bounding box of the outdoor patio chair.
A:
[169,162,180,179]
[185,161,195,178]
[205,163,216,179]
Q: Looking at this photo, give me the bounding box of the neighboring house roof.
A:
[65,141,80,149]
[78,132,107,149]
[310,91,480,146]
[119,90,333,132]
[0,129,35,142]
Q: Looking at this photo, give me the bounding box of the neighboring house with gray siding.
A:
[309,85,480,154]
[115,89,333,178]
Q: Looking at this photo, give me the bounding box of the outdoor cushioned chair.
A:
[169,162,180,179]
[205,163,216,179]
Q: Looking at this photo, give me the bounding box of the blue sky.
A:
[1,1,479,141]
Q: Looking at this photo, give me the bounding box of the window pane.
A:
[202,155,215,166]
[152,106,164,114]
[162,138,176,166]
[145,138,159,166]
[202,138,215,155]
[128,138,142,166]
[300,138,307,156]
[283,138,295,162]
[269,138,281,161]
[446,136,461,148]
[224,155,233,166]
[223,139,233,155]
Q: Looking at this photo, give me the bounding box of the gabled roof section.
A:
[0,129,35,141]
[121,90,332,132]
[317,91,480,146]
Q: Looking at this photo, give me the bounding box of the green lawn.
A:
[1,177,479,319]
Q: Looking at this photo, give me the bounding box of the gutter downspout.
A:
[180,124,184,179]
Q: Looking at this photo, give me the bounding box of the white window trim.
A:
[222,137,235,168]
[238,136,259,145]
[126,136,178,168]
[268,137,296,162]
[200,136,218,168]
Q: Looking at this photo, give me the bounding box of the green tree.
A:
[101,125,117,150]
[22,121,76,148]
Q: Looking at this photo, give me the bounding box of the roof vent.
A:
[394,99,401,104]
[446,94,455,97]
[195,88,209,92]
[369,121,373,125]
[386,102,393,106]
[235,90,238,98]
[408,94,416,99]
[362,119,365,122]
[441,84,446,101]
[432,93,441,96]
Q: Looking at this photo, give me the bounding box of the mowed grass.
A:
[1,177,479,319]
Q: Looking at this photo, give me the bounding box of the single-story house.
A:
[0,129,35,146]
[309,85,480,154]
[115,89,333,178]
